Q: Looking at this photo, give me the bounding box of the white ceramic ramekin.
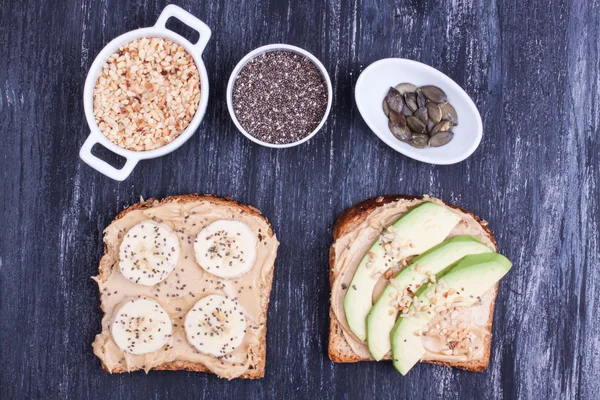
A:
[226,44,333,148]
[80,5,211,181]
[355,58,483,165]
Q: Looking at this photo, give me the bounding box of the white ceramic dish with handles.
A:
[355,58,483,165]
[226,44,333,148]
[80,4,211,181]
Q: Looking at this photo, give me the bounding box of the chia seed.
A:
[232,51,328,144]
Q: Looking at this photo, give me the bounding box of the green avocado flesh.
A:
[343,202,461,341]
[390,253,512,375]
[366,236,493,361]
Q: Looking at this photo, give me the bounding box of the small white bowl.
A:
[226,44,333,148]
[79,5,211,181]
[355,58,483,165]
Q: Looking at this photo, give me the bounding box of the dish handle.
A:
[79,135,139,181]
[155,4,212,55]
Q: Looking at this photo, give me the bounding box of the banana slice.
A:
[111,297,173,355]
[184,294,247,357]
[193,220,257,278]
[119,220,180,286]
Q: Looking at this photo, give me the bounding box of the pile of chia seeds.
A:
[232,51,328,145]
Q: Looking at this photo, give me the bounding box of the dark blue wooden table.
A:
[1,0,599,399]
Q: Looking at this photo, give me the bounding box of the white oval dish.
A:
[226,44,333,148]
[355,58,483,165]
[79,5,211,181]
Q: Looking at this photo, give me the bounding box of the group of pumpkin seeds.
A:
[383,83,457,148]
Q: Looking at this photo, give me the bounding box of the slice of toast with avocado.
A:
[328,195,511,374]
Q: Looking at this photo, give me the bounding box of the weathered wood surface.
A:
[1,0,599,399]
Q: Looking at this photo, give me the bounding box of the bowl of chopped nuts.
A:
[80,4,211,181]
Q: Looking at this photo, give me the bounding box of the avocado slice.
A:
[390,253,512,375]
[366,236,493,361]
[343,202,461,341]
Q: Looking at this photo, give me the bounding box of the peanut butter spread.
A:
[92,198,279,379]
[331,197,496,362]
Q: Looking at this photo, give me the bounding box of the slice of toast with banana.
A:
[92,194,278,379]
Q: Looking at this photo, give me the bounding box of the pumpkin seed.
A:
[430,120,452,136]
[395,82,417,95]
[420,85,447,103]
[382,99,390,117]
[388,113,412,142]
[417,90,427,108]
[404,92,418,112]
[407,116,426,134]
[427,119,435,133]
[414,107,428,123]
[426,102,442,123]
[401,104,414,116]
[385,87,404,114]
[440,102,458,123]
[389,109,406,126]
[409,134,429,148]
[429,131,454,147]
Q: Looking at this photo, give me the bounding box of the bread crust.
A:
[328,195,498,372]
[95,194,275,379]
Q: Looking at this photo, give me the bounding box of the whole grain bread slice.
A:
[93,194,277,379]
[328,195,498,372]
